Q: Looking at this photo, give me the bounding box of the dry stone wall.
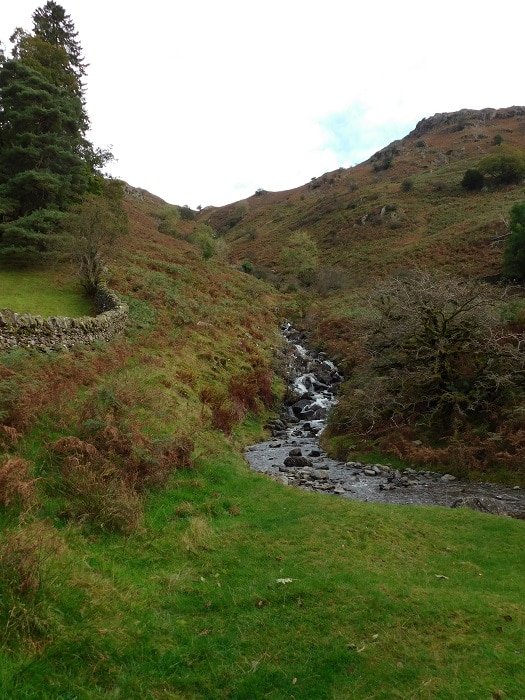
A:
[0,286,128,352]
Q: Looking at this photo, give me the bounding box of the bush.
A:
[401,179,414,192]
[478,148,525,186]
[492,134,504,146]
[461,168,485,191]
[280,231,319,287]
[190,224,217,260]
[328,271,525,440]
[179,205,196,221]
[503,201,525,282]
[373,155,393,172]
[241,260,253,274]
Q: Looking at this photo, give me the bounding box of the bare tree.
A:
[330,270,525,438]
[67,182,128,294]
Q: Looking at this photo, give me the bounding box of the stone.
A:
[284,456,312,468]
[363,469,377,477]
[451,497,504,515]
[308,450,321,457]
[288,448,302,457]
[440,474,457,482]
[269,443,282,448]
[311,470,329,481]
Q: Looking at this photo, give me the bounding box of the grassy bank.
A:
[0,194,523,699]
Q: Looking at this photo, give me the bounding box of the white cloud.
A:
[1,0,523,206]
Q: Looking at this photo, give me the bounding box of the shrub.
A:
[281,231,319,287]
[179,206,196,221]
[190,224,217,260]
[461,168,485,191]
[478,148,525,186]
[373,155,393,172]
[415,140,426,148]
[503,201,525,282]
[401,179,414,192]
[241,260,253,274]
[492,134,504,145]
[328,271,525,440]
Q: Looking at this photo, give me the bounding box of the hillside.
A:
[201,106,525,285]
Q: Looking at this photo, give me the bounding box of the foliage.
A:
[280,231,319,287]
[401,178,414,192]
[0,60,88,261]
[0,3,110,263]
[503,201,525,281]
[492,134,504,145]
[65,180,128,293]
[461,168,485,191]
[329,271,525,440]
[190,224,217,260]
[179,205,196,221]
[478,148,525,185]
[373,155,393,172]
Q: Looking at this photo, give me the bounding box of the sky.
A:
[1,1,524,207]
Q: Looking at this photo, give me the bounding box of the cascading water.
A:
[245,323,525,519]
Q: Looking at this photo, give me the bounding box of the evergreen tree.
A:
[0,59,88,261]
[503,202,525,282]
[32,1,86,86]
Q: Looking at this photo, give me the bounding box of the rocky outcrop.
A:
[0,286,128,352]
[407,106,525,139]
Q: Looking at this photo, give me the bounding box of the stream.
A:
[245,323,525,519]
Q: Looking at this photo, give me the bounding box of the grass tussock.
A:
[181,516,215,553]
[0,522,65,649]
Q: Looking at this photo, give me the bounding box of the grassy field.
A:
[0,194,523,699]
[1,425,524,699]
[0,268,92,317]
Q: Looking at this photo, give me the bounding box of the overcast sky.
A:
[2,1,523,207]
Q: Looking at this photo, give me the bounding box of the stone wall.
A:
[0,286,128,352]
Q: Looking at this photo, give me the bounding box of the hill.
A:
[200,106,525,285]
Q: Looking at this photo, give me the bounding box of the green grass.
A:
[0,268,93,317]
[1,426,524,699]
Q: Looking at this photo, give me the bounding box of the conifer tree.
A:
[0,59,87,261]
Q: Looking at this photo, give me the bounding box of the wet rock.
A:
[284,456,312,468]
[269,443,282,448]
[312,470,329,481]
[288,448,302,457]
[441,474,457,482]
[364,469,377,477]
[451,497,505,515]
[308,449,321,457]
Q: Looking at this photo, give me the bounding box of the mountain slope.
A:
[200,106,525,286]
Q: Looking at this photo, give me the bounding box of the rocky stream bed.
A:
[245,323,525,519]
